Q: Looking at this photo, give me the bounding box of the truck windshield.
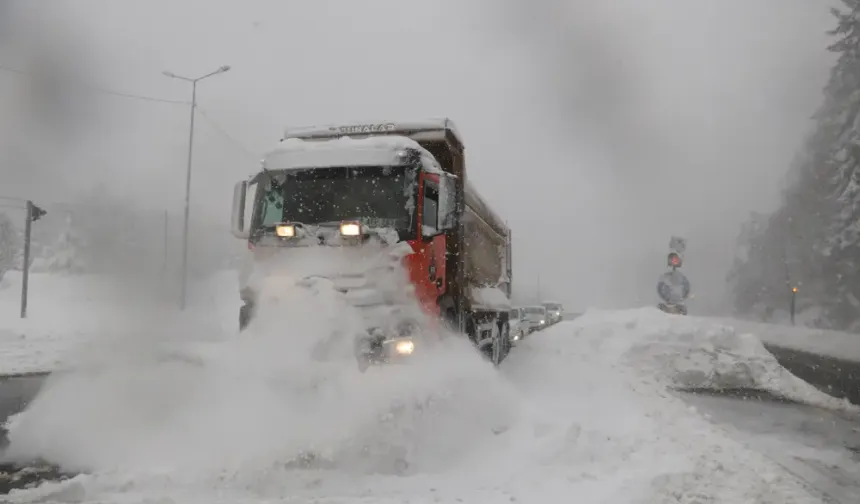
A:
[526,307,545,314]
[257,165,415,231]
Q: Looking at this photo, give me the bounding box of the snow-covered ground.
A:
[707,316,860,363]
[0,270,857,503]
[0,270,239,375]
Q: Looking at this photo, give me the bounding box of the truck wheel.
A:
[465,314,477,345]
[489,322,503,367]
[499,320,511,361]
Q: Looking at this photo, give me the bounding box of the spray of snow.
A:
[2,247,526,489]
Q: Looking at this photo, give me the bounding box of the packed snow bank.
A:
[502,312,838,502]
[568,308,858,412]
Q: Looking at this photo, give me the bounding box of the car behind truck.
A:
[541,301,563,324]
[229,119,513,369]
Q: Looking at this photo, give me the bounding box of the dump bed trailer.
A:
[281,120,513,349]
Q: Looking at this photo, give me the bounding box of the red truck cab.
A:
[230,120,513,369]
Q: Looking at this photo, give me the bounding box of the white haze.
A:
[1,0,837,313]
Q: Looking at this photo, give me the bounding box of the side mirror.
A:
[438,173,459,231]
[231,180,249,239]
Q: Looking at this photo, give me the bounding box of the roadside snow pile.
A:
[711,316,860,363]
[569,308,858,412]
[504,312,834,503]
[0,272,120,375]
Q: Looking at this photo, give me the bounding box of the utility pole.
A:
[536,274,542,302]
[20,200,46,318]
[162,210,168,273]
[162,65,231,310]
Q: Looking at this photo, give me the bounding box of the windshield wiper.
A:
[261,166,284,192]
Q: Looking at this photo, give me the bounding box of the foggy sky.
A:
[4,0,838,313]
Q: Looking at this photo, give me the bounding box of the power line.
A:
[86,85,188,105]
[195,107,260,161]
[0,64,188,105]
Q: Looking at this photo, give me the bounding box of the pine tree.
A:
[728,1,860,329]
[810,0,860,329]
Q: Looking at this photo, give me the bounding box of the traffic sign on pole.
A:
[657,270,691,304]
[669,236,686,254]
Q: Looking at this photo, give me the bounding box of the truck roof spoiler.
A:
[282,118,464,150]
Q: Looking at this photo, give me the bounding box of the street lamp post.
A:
[790,286,798,325]
[162,65,231,310]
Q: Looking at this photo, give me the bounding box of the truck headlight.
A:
[394,340,415,355]
[275,224,296,237]
[340,221,361,236]
[540,320,545,325]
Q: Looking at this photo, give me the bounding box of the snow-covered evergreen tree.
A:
[806,0,860,329]
[728,0,860,329]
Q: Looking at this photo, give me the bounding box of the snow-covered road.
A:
[0,307,857,502]
[1,272,859,502]
[682,392,860,502]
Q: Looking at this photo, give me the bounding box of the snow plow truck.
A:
[229,119,513,370]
